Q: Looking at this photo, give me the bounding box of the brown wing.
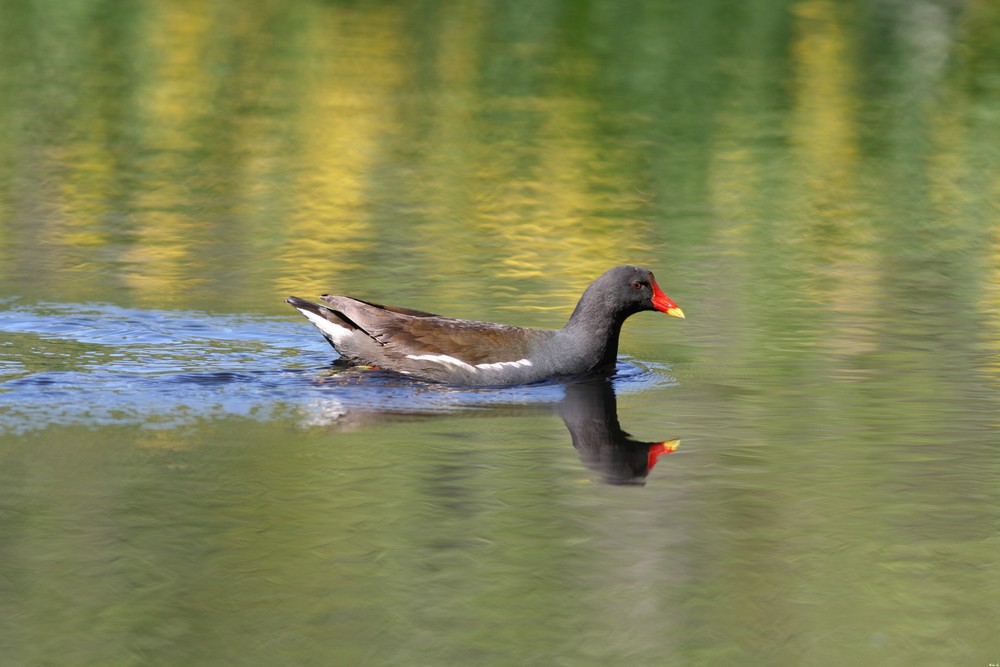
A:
[378,317,541,363]
[334,296,440,318]
[320,295,542,364]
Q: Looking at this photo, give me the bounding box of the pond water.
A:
[2,0,1000,665]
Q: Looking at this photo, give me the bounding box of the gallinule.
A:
[560,378,679,485]
[286,265,684,386]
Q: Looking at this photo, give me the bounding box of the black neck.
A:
[562,291,629,370]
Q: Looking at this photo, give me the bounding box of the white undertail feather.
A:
[298,308,351,345]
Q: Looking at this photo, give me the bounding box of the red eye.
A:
[631,281,643,290]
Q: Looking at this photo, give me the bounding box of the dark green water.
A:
[2,0,1000,664]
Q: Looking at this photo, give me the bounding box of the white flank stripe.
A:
[406,353,476,372]
[474,359,533,371]
[406,354,533,373]
[299,309,351,345]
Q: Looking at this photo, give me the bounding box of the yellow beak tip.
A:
[666,307,685,320]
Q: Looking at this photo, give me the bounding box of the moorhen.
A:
[559,378,679,485]
[286,265,684,386]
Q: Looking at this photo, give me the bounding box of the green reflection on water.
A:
[2,0,1000,664]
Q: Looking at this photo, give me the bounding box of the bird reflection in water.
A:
[559,377,678,486]
[304,369,679,486]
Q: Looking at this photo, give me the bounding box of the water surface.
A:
[2,0,1000,665]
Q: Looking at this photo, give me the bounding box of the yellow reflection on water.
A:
[57,139,115,248]
[709,142,757,258]
[469,96,656,311]
[41,1,223,302]
[274,6,407,298]
[790,0,859,198]
[121,210,206,300]
[140,1,215,151]
[121,2,218,301]
[790,0,879,365]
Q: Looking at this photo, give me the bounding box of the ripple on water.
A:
[0,302,676,433]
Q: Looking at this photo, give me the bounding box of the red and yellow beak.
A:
[651,280,685,319]
[647,439,680,472]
